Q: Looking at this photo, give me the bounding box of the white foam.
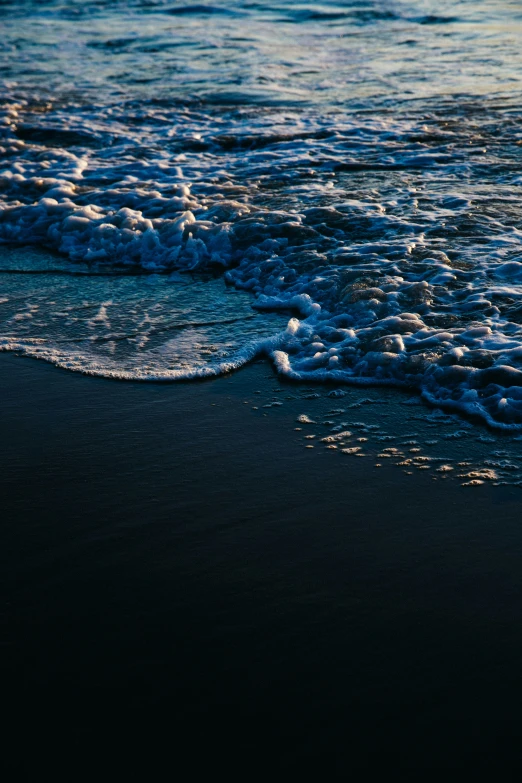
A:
[3,85,522,428]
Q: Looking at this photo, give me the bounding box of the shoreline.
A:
[3,244,522,432]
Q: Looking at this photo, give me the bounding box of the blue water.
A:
[2,1,522,426]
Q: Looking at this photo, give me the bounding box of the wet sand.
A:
[3,353,522,772]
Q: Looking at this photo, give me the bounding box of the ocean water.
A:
[2,1,522,426]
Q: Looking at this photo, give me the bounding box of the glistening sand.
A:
[3,351,522,771]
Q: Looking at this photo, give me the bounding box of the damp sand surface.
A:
[3,352,522,771]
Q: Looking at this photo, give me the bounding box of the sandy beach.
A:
[5,0,522,775]
[3,352,522,771]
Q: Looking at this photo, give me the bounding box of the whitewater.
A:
[2,1,522,427]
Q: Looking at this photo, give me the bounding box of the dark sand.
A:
[3,353,522,772]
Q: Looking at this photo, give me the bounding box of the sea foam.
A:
[3,2,522,427]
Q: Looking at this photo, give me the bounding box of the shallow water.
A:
[2,1,522,426]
